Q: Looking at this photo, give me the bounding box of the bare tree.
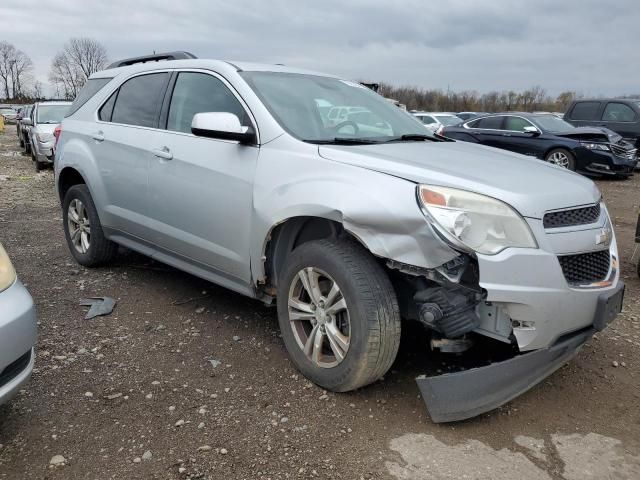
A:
[49,38,108,99]
[0,41,34,99]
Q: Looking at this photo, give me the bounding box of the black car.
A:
[441,112,638,177]
[456,111,488,121]
[565,98,640,148]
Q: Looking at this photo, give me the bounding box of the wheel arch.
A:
[57,167,88,202]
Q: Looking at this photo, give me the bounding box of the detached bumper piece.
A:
[417,329,592,423]
[418,282,625,423]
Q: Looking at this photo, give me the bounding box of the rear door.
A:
[93,72,170,240]
[147,70,259,284]
[465,115,507,148]
[565,101,602,128]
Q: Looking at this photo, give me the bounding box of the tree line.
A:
[0,38,108,102]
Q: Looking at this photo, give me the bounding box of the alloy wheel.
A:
[287,267,351,368]
[548,151,570,168]
[67,199,91,254]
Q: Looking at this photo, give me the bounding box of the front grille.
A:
[558,250,611,285]
[0,350,32,388]
[611,144,637,160]
[543,204,600,229]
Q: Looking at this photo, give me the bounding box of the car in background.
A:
[412,112,463,133]
[456,111,488,121]
[565,98,640,148]
[23,101,72,171]
[442,112,637,177]
[0,106,17,123]
[0,243,37,406]
[16,105,33,151]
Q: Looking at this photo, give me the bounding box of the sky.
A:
[1,0,639,97]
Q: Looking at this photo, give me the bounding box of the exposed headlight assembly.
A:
[0,243,17,293]
[581,142,610,151]
[418,185,537,255]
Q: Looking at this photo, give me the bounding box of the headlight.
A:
[37,132,54,143]
[417,185,538,255]
[0,243,17,293]
[581,142,610,151]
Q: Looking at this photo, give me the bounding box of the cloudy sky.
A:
[1,0,639,96]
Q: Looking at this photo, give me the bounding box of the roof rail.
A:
[107,51,197,69]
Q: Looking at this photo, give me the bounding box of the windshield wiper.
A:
[386,134,435,142]
[305,138,382,145]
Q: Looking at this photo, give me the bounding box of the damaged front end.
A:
[391,252,624,423]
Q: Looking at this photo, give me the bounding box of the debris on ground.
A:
[80,296,117,319]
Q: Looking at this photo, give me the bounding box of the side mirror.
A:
[523,126,540,136]
[191,112,256,144]
[21,118,33,126]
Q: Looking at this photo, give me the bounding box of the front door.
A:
[147,71,259,284]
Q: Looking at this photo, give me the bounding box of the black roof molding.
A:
[107,51,197,69]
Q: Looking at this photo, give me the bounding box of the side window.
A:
[420,115,436,124]
[568,102,600,121]
[504,116,533,132]
[167,72,247,134]
[111,73,170,128]
[475,116,504,130]
[602,103,636,122]
[99,91,117,122]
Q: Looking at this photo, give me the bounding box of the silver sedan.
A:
[0,243,37,406]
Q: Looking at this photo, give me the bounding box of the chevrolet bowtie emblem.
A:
[596,227,612,246]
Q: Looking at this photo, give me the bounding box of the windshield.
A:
[37,105,70,124]
[435,115,462,126]
[532,115,575,133]
[240,72,427,143]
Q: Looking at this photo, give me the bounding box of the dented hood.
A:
[318,141,600,219]
[553,126,622,143]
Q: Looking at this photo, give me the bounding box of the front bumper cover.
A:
[417,282,624,423]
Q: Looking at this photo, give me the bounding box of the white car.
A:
[23,101,72,171]
[413,112,463,133]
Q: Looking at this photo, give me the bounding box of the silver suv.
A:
[54,52,624,422]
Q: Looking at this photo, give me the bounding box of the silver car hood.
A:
[318,141,600,219]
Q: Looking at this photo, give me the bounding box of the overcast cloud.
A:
[1,0,639,96]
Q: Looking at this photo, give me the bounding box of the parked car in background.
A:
[565,98,640,148]
[23,101,72,171]
[456,111,488,121]
[412,112,463,133]
[16,105,33,150]
[0,106,17,123]
[0,243,37,406]
[442,112,637,177]
[55,52,624,422]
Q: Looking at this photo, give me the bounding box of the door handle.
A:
[153,146,173,160]
[92,131,105,142]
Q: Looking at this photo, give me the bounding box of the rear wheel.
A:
[62,184,118,267]
[277,239,401,392]
[545,148,576,171]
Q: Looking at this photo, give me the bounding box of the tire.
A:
[277,239,401,392]
[545,148,576,171]
[62,184,118,267]
[34,157,46,171]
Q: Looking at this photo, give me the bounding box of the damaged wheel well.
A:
[263,216,352,293]
[58,167,86,202]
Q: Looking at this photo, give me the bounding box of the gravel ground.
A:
[0,126,639,479]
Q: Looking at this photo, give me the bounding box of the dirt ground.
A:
[0,126,639,480]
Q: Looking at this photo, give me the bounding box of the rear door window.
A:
[473,116,504,130]
[111,73,170,128]
[602,102,636,122]
[568,102,600,120]
[166,72,247,134]
[418,115,436,124]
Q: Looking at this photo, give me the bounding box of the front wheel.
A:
[277,239,401,392]
[545,148,576,171]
